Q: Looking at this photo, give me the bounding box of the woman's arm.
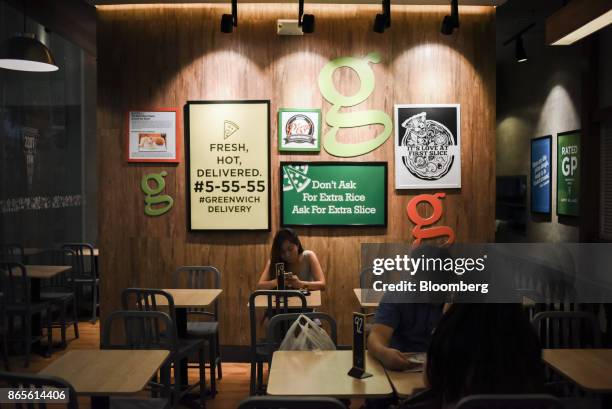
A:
[256,259,278,289]
[299,251,326,291]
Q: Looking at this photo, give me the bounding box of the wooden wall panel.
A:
[97,4,495,346]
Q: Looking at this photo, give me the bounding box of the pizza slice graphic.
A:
[282,165,311,192]
[224,120,239,139]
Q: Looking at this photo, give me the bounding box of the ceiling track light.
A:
[298,0,315,34]
[502,23,535,63]
[373,0,391,34]
[0,0,58,72]
[221,0,238,34]
[440,0,459,36]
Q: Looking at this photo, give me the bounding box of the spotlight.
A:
[515,36,528,62]
[440,0,459,35]
[298,0,315,34]
[220,0,237,33]
[373,0,391,33]
[502,23,534,64]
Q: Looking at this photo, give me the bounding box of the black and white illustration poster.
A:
[394,104,461,189]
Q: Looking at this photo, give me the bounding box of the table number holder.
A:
[348,312,372,379]
[275,263,285,290]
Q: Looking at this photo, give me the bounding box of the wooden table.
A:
[158,289,223,309]
[543,349,612,392]
[24,247,100,257]
[385,368,426,398]
[353,288,381,308]
[267,350,393,398]
[39,349,169,409]
[24,264,71,281]
[251,290,322,308]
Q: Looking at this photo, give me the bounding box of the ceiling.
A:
[90,0,505,6]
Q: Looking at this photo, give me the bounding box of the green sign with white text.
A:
[557,130,580,216]
[281,162,387,226]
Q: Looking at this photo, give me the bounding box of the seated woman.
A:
[257,228,326,291]
[403,303,545,409]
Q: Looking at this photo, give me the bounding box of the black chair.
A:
[237,396,346,409]
[454,394,564,409]
[62,243,98,323]
[0,262,53,367]
[265,312,337,365]
[121,288,206,408]
[531,310,602,349]
[37,248,79,347]
[173,266,222,395]
[0,371,78,409]
[248,290,307,395]
[0,294,9,371]
[0,243,24,263]
[101,310,175,408]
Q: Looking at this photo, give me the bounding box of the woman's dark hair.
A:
[425,304,544,404]
[269,228,304,276]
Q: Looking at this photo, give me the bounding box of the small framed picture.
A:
[278,108,321,152]
[126,108,180,163]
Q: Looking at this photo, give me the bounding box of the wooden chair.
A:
[0,262,53,367]
[173,265,222,395]
[248,290,307,395]
[0,243,24,263]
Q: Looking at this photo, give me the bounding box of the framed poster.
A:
[280,162,387,227]
[126,108,180,163]
[530,135,552,214]
[185,100,270,231]
[278,108,321,152]
[557,130,580,216]
[394,104,461,189]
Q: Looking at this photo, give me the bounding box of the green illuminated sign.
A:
[281,162,387,226]
[557,130,580,217]
[318,52,392,157]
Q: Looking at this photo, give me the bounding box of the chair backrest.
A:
[237,396,345,409]
[35,248,77,290]
[122,288,176,322]
[0,243,24,263]
[248,290,307,355]
[455,394,564,409]
[531,310,601,348]
[173,266,221,319]
[101,310,176,352]
[0,262,30,307]
[266,312,337,361]
[359,266,375,289]
[61,243,96,279]
[0,370,79,409]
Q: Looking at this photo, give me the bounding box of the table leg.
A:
[91,396,110,409]
[176,308,188,387]
[29,278,50,357]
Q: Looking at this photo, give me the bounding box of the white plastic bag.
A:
[278,314,336,351]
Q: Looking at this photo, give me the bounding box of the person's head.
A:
[426,304,544,404]
[270,228,304,266]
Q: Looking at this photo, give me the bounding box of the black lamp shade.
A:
[373,13,387,33]
[301,14,315,34]
[0,34,58,72]
[515,36,528,62]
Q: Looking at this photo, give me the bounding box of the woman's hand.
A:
[286,275,302,289]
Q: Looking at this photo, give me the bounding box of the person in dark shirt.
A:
[368,301,443,370]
